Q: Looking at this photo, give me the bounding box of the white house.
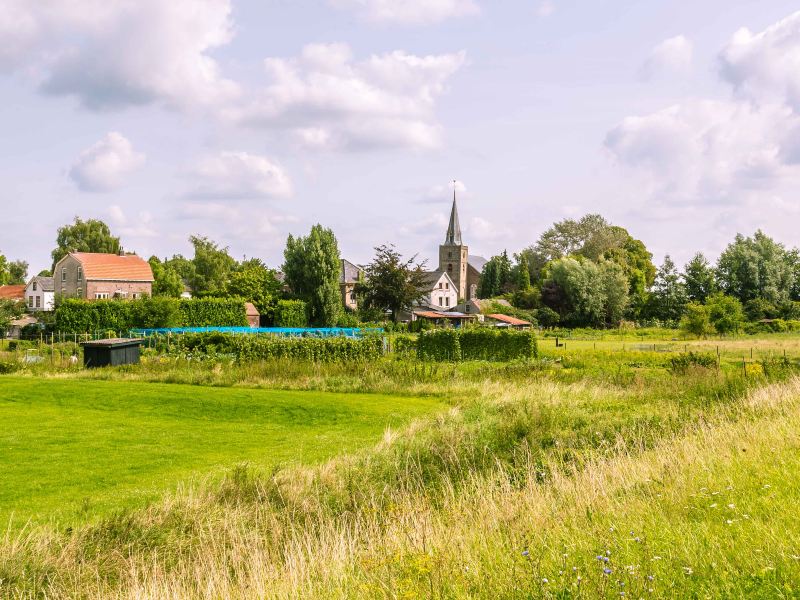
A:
[25,276,55,312]
[420,270,458,311]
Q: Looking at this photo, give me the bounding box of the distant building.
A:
[24,276,55,312]
[245,302,260,328]
[340,259,363,311]
[53,252,154,300]
[420,270,458,311]
[436,192,485,302]
[485,313,533,330]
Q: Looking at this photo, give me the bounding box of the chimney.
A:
[118,246,125,256]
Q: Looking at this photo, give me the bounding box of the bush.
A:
[54,298,248,332]
[680,302,713,338]
[706,293,744,335]
[668,351,717,373]
[417,329,538,362]
[392,335,417,356]
[274,300,308,328]
[164,332,383,362]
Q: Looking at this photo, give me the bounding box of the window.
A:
[35,296,41,308]
[76,288,82,298]
[448,251,452,259]
[28,296,34,307]
[132,292,140,299]
[95,292,110,299]
[445,297,450,307]
[446,283,449,290]
[447,264,453,273]
[77,267,83,281]
[61,268,66,282]
[32,282,37,291]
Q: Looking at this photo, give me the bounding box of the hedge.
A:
[54,298,248,332]
[274,300,308,328]
[417,328,538,362]
[162,331,383,362]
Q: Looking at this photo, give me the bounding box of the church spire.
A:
[444,181,462,246]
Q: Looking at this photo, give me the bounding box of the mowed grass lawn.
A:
[0,377,443,527]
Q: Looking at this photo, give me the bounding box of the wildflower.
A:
[726,519,733,525]
[606,550,612,556]
[603,556,610,563]
[683,567,693,575]
[573,566,578,571]
[542,578,549,584]
[709,503,718,508]
[647,575,654,581]
[603,568,613,575]
[597,555,605,561]
[522,550,530,557]
[635,537,641,543]
[727,504,735,509]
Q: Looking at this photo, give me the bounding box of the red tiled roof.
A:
[245,302,260,316]
[69,253,154,282]
[0,285,25,300]
[487,313,532,326]
[414,309,475,319]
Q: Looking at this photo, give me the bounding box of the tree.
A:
[149,257,184,298]
[226,259,282,317]
[51,217,121,270]
[356,244,429,322]
[0,298,24,330]
[716,231,794,305]
[646,255,688,324]
[0,255,28,285]
[515,254,532,291]
[478,251,513,298]
[680,303,713,338]
[683,253,716,303]
[706,293,744,335]
[187,236,236,297]
[283,224,342,326]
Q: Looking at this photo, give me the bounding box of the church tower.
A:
[439,188,469,301]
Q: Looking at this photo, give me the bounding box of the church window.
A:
[447,264,453,273]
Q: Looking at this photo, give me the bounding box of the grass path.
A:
[0,377,443,527]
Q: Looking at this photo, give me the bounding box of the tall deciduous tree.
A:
[0,256,29,285]
[148,256,184,298]
[187,236,236,297]
[283,225,341,326]
[646,255,688,324]
[356,245,428,322]
[716,231,794,305]
[51,217,121,270]
[682,252,716,303]
[226,258,282,317]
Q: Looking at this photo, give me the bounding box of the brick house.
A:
[53,252,154,300]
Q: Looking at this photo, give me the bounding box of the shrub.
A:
[274,300,308,328]
[680,302,713,338]
[178,298,248,328]
[668,351,717,373]
[706,293,744,335]
[164,332,383,362]
[417,329,538,362]
[392,335,417,356]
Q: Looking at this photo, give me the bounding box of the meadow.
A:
[1,330,800,598]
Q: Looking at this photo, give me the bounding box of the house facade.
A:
[340,259,363,311]
[25,276,55,312]
[53,252,154,300]
[421,270,458,310]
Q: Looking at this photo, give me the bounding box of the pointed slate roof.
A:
[444,189,462,246]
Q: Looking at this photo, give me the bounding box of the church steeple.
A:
[444,185,462,246]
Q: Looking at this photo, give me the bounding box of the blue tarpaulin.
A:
[130,327,382,338]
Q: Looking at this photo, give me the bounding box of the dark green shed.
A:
[81,338,144,368]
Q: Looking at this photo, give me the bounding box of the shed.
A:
[245,302,260,328]
[81,338,144,368]
[485,313,533,330]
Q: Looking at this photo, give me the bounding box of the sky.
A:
[2,0,800,275]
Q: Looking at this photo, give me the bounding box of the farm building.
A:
[53,252,154,300]
[485,313,533,330]
[411,309,477,327]
[24,276,55,312]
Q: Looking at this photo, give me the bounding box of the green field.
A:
[0,377,443,526]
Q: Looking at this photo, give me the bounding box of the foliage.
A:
[682,252,716,302]
[541,257,629,327]
[706,293,744,335]
[668,351,717,373]
[645,255,688,324]
[283,225,341,327]
[148,256,184,298]
[680,302,713,338]
[226,258,282,317]
[357,244,428,322]
[51,217,121,271]
[54,298,247,332]
[0,256,28,285]
[514,253,531,291]
[187,236,237,297]
[0,298,24,329]
[417,328,537,362]
[478,251,513,298]
[534,306,560,328]
[716,230,794,305]
[274,300,308,328]
[165,332,384,363]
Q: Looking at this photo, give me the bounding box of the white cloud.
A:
[466,216,509,243]
[0,0,238,111]
[329,0,479,25]
[184,152,293,200]
[107,204,157,238]
[640,35,693,78]
[230,43,466,151]
[69,132,145,192]
[719,11,800,111]
[422,179,467,203]
[536,1,555,18]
